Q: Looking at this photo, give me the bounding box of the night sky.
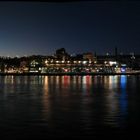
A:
[0,1,140,57]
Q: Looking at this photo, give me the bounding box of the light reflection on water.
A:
[0,75,140,138]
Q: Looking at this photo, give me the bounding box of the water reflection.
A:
[104,76,120,127]
[0,75,139,138]
[42,77,51,122]
[102,75,128,128]
[82,76,92,96]
[120,75,128,116]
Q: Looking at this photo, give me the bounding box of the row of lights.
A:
[45,60,92,64]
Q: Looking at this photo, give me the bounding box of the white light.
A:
[83,61,87,64]
[109,61,117,66]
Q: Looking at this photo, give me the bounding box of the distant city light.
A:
[83,61,87,64]
[64,69,68,72]
[121,68,126,72]
[45,60,48,64]
[109,61,117,66]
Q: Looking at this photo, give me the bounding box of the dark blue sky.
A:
[0,1,140,57]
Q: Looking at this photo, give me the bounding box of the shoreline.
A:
[0,72,140,76]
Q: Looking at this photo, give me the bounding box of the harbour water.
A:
[0,75,140,138]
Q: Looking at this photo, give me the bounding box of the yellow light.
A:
[45,60,48,64]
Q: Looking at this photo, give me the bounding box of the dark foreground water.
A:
[0,75,140,138]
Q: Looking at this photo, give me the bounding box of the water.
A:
[0,75,140,138]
